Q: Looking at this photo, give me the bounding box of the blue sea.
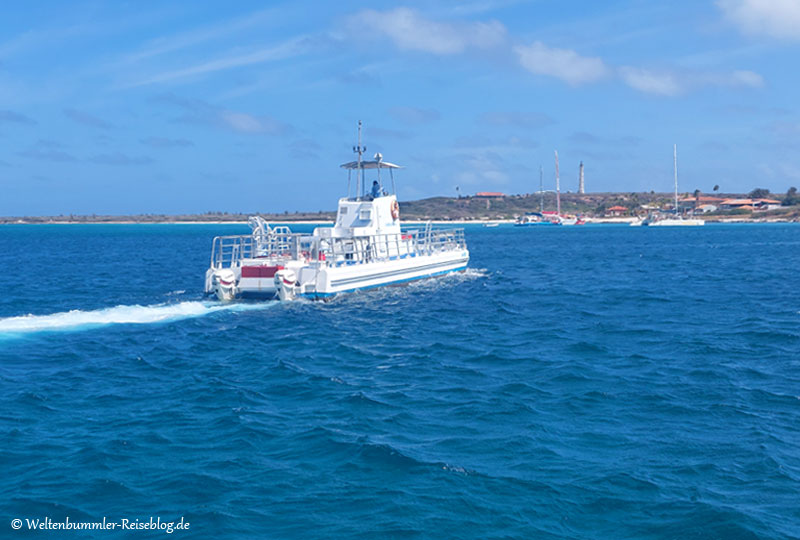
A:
[1,223,798,539]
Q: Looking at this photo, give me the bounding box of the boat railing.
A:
[210,227,466,269]
[322,228,465,266]
[210,231,299,269]
[211,235,254,269]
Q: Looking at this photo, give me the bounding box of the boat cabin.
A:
[330,152,402,238]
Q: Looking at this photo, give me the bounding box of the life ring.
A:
[390,200,400,220]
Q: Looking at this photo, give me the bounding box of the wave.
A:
[0,301,273,336]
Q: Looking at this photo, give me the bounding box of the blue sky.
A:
[1,0,799,215]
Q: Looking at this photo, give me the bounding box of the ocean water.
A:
[1,223,798,539]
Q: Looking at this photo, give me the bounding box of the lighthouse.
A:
[578,161,585,194]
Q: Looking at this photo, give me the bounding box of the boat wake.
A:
[0,301,272,337]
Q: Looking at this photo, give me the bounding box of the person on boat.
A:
[371,180,381,199]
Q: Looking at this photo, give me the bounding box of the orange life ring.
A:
[390,200,400,220]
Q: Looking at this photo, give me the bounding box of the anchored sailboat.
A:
[516,166,558,226]
[516,154,585,226]
[553,151,585,226]
[643,145,704,227]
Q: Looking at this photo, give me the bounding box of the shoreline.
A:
[2,218,798,225]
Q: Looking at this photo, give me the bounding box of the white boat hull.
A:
[218,249,469,300]
[645,218,705,226]
[312,250,468,298]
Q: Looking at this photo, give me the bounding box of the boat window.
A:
[359,210,371,220]
[340,207,348,214]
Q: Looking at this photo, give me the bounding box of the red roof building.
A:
[719,198,781,211]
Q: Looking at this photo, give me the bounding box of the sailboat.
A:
[515,153,585,226]
[515,166,559,226]
[553,151,585,226]
[643,145,704,227]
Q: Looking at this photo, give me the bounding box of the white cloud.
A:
[453,150,516,186]
[218,111,286,134]
[619,67,764,96]
[759,162,800,181]
[388,106,440,124]
[729,69,764,87]
[619,67,683,96]
[150,93,288,135]
[125,36,309,87]
[125,8,281,63]
[514,42,609,86]
[718,0,800,40]
[479,111,554,129]
[220,112,263,133]
[346,8,506,55]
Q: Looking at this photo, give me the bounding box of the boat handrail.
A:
[210,227,466,270]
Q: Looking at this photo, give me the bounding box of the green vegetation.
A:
[783,187,798,206]
[748,187,771,199]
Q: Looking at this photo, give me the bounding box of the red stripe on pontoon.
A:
[241,265,284,278]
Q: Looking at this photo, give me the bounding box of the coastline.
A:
[4,191,798,225]
[3,218,798,225]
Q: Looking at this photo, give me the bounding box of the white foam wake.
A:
[0,301,271,336]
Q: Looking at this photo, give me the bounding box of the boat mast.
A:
[673,144,678,217]
[353,120,366,200]
[555,150,561,216]
[539,165,544,213]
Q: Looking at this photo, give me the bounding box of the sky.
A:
[1,0,800,215]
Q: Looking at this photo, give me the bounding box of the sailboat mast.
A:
[673,144,678,216]
[555,151,561,216]
[539,165,544,213]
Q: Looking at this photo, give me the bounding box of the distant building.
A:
[696,204,718,214]
[755,199,782,211]
[678,195,725,211]
[719,198,781,211]
[679,195,725,204]
[605,205,628,217]
[474,192,505,199]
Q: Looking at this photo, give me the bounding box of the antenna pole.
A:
[673,144,678,216]
[377,155,381,188]
[353,120,365,199]
[555,150,561,216]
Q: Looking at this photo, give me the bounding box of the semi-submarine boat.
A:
[204,123,469,301]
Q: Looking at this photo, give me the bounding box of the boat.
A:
[515,162,584,226]
[483,222,500,228]
[554,151,585,226]
[515,212,557,226]
[557,214,586,226]
[643,145,704,227]
[516,167,558,226]
[203,122,470,301]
